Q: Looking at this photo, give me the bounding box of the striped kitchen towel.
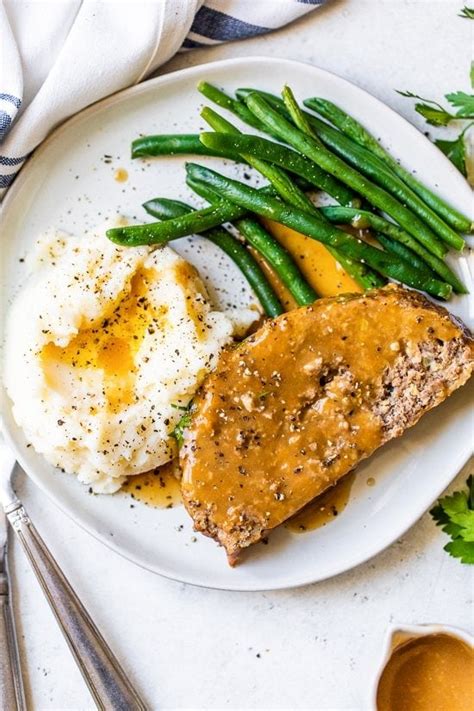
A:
[0,0,327,197]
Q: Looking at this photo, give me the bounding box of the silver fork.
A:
[0,439,148,710]
[0,504,26,710]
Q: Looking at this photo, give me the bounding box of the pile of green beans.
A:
[200,105,383,290]
[245,92,448,259]
[184,163,452,300]
[237,87,469,247]
[199,133,463,292]
[106,80,470,306]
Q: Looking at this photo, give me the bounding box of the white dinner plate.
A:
[1,57,473,591]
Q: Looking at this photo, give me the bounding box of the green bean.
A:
[143,198,283,317]
[185,163,452,300]
[199,131,359,207]
[319,206,466,293]
[374,234,435,278]
[244,91,448,259]
[107,199,248,246]
[198,81,271,133]
[235,218,317,305]
[185,174,284,206]
[303,97,473,234]
[186,177,318,305]
[109,177,301,248]
[131,134,242,161]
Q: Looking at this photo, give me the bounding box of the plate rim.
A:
[1,55,473,591]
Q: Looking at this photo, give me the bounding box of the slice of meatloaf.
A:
[179,286,474,565]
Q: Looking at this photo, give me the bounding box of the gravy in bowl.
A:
[376,632,474,711]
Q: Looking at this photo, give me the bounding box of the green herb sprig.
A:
[459,6,474,19]
[397,7,474,182]
[171,406,194,447]
[397,86,474,180]
[395,91,474,127]
[430,475,474,564]
[434,123,473,175]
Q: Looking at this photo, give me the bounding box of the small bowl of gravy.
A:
[372,624,474,711]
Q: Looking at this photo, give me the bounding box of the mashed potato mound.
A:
[4,225,255,492]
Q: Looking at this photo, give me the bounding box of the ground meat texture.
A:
[179,286,474,565]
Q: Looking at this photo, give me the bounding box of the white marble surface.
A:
[9,1,473,709]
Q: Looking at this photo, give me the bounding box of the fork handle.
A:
[0,555,26,711]
[6,502,147,711]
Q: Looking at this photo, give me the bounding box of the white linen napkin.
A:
[0,0,327,197]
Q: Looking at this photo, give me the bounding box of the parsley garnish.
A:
[435,123,473,177]
[430,475,474,564]
[397,7,474,179]
[396,91,454,126]
[396,90,474,126]
[459,6,474,19]
[397,56,474,181]
[171,408,193,448]
[446,91,474,117]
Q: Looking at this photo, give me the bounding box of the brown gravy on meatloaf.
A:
[180,288,461,549]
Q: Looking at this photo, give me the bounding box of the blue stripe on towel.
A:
[181,37,206,49]
[297,0,325,4]
[0,155,26,166]
[0,172,18,188]
[0,93,22,109]
[190,6,269,42]
[0,111,13,140]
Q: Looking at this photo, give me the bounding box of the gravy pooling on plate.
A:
[122,460,182,509]
[257,220,364,309]
[284,471,355,533]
